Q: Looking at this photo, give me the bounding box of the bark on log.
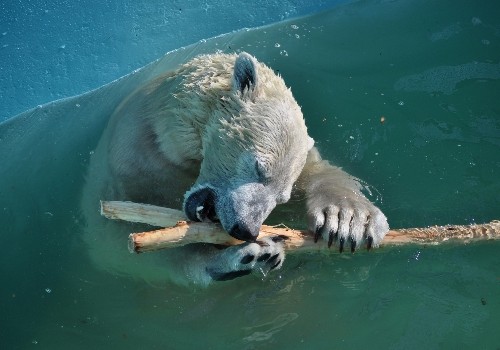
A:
[100,201,500,254]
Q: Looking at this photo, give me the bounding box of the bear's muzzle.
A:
[184,183,277,243]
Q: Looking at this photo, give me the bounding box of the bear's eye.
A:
[255,160,269,183]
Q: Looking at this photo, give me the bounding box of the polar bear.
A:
[82,52,388,286]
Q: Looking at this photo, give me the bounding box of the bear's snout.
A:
[184,183,276,243]
[184,187,218,222]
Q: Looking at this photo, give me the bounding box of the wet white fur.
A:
[82,53,388,286]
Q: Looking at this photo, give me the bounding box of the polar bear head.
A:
[183,53,314,242]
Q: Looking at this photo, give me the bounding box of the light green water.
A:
[1,0,499,349]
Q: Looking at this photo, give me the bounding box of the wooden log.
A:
[100,200,184,227]
[100,201,500,254]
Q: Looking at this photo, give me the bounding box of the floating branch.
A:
[100,201,500,254]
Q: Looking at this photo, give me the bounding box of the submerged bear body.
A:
[82,53,388,285]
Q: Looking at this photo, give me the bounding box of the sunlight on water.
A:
[1,0,499,348]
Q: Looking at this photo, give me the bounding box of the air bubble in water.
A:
[280,50,288,56]
[275,43,281,48]
[291,24,299,30]
[471,17,482,26]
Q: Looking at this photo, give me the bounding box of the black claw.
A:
[314,227,321,243]
[367,236,373,251]
[240,254,255,264]
[268,253,280,265]
[328,231,334,248]
[351,238,356,253]
[257,253,271,262]
[339,237,345,253]
[270,259,281,270]
[267,254,281,270]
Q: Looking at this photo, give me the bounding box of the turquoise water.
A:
[1,0,499,348]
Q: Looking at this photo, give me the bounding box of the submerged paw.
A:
[206,236,285,282]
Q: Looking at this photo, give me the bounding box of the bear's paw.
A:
[205,236,285,282]
[307,192,389,252]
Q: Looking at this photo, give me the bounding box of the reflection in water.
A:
[243,313,299,342]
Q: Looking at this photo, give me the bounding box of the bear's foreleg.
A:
[298,147,389,252]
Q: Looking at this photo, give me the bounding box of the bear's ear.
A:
[233,52,259,96]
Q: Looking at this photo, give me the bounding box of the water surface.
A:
[1,0,499,348]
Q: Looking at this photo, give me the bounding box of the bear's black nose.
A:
[230,223,258,242]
